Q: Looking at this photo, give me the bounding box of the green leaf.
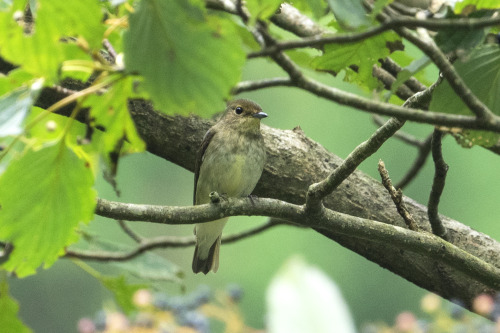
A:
[0,141,96,277]
[291,0,328,19]
[434,10,489,53]
[0,0,104,81]
[246,0,282,20]
[312,31,402,88]
[112,251,184,283]
[267,256,356,333]
[84,76,146,165]
[327,0,370,30]
[0,274,32,333]
[123,0,246,116]
[371,0,395,17]
[100,275,147,314]
[0,79,43,136]
[70,236,184,283]
[429,45,500,148]
[454,0,500,13]
[452,129,499,148]
[0,69,35,96]
[391,55,431,94]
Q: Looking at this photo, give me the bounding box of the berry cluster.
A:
[77,284,251,333]
[361,293,500,333]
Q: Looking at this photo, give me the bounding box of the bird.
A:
[192,99,267,274]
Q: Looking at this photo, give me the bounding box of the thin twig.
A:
[117,220,142,243]
[249,15,500,58]
[65,219,281,261]
[254,23,500,132]
[378,160,419,231]
[232,77,293,94]
[428,130,449,239]
[373,65,415,100]
[93,197,500,290]
[396,133,433,189]
[52,85,78,96]
[372,116,434,189]
[102,39,117,64]
[380,58,427,93]
[380,10,496,122]
[373,115,423,146]
[306,117,405,211]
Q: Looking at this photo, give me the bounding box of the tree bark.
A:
[127,99,500,309]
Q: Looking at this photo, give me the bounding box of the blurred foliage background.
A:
[8,47,500,333]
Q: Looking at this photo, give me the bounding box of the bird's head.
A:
[221,99,268,131]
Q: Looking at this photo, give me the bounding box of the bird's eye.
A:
[235,107,243,114]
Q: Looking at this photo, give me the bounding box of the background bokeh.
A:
[9,51,500,332]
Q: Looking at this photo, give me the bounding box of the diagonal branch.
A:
[380,9,496,122]
[250,22,500,133]
[249,15,500,58]
[232,77,293,94]
[306,117,405,210]
[93,196,500,292]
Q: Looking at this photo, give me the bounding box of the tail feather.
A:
[192,236,221,274]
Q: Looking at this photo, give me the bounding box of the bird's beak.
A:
[253,111,268,119]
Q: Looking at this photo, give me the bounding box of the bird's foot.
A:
[209,191,228,204]
[248,194,259,206]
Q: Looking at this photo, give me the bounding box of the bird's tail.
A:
[192,235,221,274]
[192,218,227,274]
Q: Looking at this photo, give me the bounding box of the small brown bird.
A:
[192,99,267,274]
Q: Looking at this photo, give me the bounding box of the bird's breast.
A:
[195,134,266,203]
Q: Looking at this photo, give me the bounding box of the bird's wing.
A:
[193,128,217,205]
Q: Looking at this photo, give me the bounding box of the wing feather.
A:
[193,129,217,205]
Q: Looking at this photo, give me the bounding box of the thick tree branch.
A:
[93,197,500,292]
[122,100,500,308]
[15,0,499,310]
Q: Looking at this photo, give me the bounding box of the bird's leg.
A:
[248,194,258,206]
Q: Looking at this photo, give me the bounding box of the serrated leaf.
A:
[0,141,96,277]
[0,0,104,81]
[454,0,500,13]
[246,0,282,20]
[123,0,246,116]
[100,275,148,314]
[84,77,145,166]
[327,0,370,30]
[312,31,402,88]
[0,275,32,333]
[0,79,42,136]
[430,45,500,148]
[70,236,184,283]
[292,0,328,19]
